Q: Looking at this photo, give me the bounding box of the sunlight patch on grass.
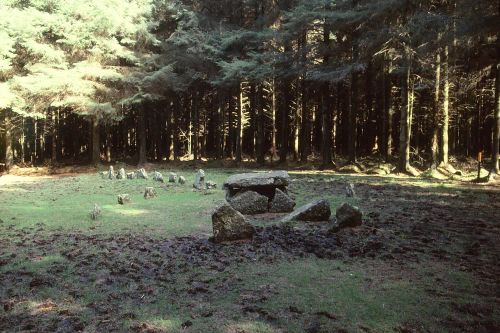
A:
[224,321,280,333]
[105,205,150,216]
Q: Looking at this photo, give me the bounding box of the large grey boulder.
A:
[336,203,362,228]
[116,168,126,180]
[224,171,290,199]
[212,204,255,243]
[269,188,295,213]
[229,190,268,215]
[281,199,331,222]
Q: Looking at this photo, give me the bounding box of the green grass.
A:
[1,168,497,332]
[0,168,235,237]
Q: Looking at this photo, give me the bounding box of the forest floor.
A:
[0,166,499,332]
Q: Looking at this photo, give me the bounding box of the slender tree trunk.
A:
[256,84,265,165]
[321,82,333,167]
[293,81,300,161]
[365,62,377,154]
[279,78,290,164]
[299,30,309,162]
[219,91,226,159]
[271,79,277,163]
[300,78,309,162]
[493,62,500,174]
[399,60,412,173]
[236,83,243,163]
[122,120,128,158]
[91,116,100,165]
[228,92,235,159]
[440,46,450,166]
[249,83,256,158]
[51,108,57,163]
[4,111,13,172]
[193,91,200,161]
[348,73,358,163]
[106,127,112,163]
[431,52,441,169]
[385,70,394,161]
[137,109,147,166]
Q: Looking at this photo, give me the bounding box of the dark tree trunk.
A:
[399,61,412,173]
[106,127,112,163]
[173,96,180,161]
[348,73,358,163]
[493,63,500,174]
[440,46,450,167]
[431,52,441,169]
[256,84,265,165]
[51,108,57,163]
[279,78,290,164]
[228,91,235,159]
[300,77,309,162]
[321,82,333,167]
[384,70,394,161]
[164,102,171,161]
[236,84,243,163]
[249,83,256,158]
[91,116,100,165]
[137,109,147,166]
[218,91,225,159]
[193,91,200,161]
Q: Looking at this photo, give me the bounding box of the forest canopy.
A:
[0,0,498,174]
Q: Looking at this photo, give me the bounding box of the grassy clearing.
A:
[1,168,499,332]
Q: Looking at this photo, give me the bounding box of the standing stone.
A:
[90,204,101,220]
[229,191,268,215]
[117,194,131,205]
[108,166,115,180]
[281,199,331,222]
[335,203,362,228]
[116,168,126,180]
[345,183,355,197]
[194,169,205,190]
[136,168,148,179]
[206,181,217,190]
[169,173,178,183]
[144,187,157,199]
[212,204,256,243]
[126,172,136,180]
[178,176,186,184]
[153,171,164,183]
[269,188,296,213]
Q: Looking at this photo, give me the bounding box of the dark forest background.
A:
[0,0,498,174]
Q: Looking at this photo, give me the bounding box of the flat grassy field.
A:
[1,167,499,332]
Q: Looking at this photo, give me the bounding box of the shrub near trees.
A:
[0,0,498,174]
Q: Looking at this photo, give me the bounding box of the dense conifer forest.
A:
[0,0,498,174]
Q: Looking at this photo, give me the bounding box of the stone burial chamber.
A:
[223,171,295,215]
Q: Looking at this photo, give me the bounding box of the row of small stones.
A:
[91,173,217,221]
[101,167,186,184]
